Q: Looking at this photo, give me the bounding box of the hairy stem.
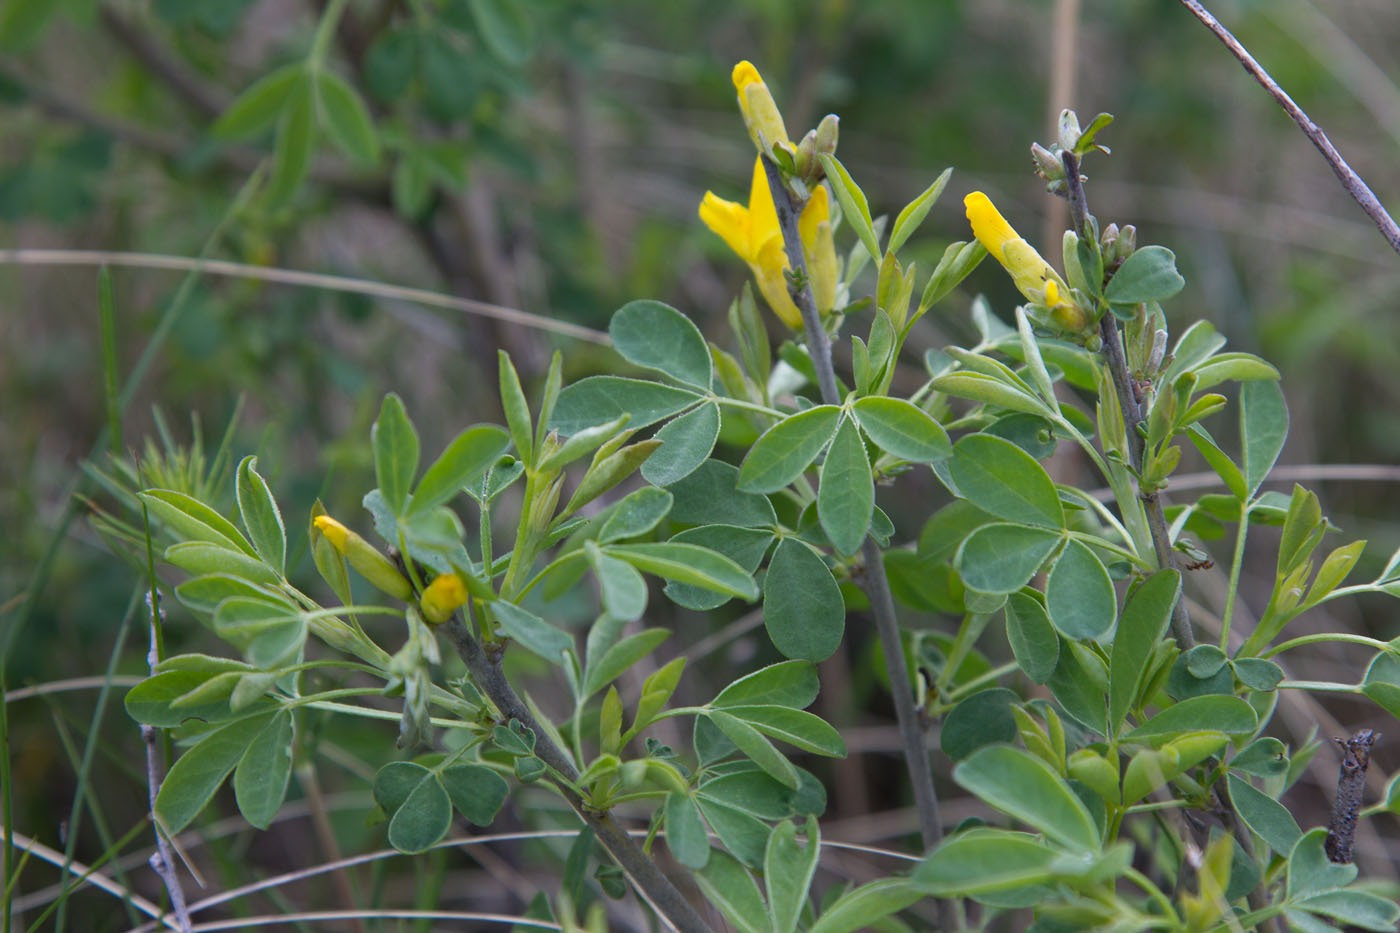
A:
[760,157,945,861]
[1063,151,1195,650]
[441,616,711,933]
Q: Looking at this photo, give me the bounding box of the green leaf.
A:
[1287,828,1357,899]
[607,541,758,600]
[1228,773,1301,857]
[722,706,846,757]
[233,709,293,829]
[364,26,417,102]
[765,817,821,933]
[695,794,769,867]
[418,31,477,120]
[213,64,305,139]
[490,601,571,663]
[609,299,713,391]
[1103,245,1184,306]
[887,167,951,256]
[641,400,720,486]
[265,77,315,205]
[175,574,287,615]
[1296,891,1400,932]
[1233,658,1284,691]
[695,850,768,933]
[667,459,777,528]
[737,406,842,494]
[915,830,1059,896]
[315,70,379,164]
[916,240,988,317]
[126,670,269,728]
[140,488,254,557]
[374,762,453,854]
[1186,425,1248,501]
[409,425,510,516]
[762,538,844,661]
[1048,641,1110,735]
[817,153,879,261]
[1044,539,1116,640]
[587,545,648,620]
[1192,352,1279,390]
[949,434,1064,528]
[1306,540,1366,605]
[665,525,774,611]
[930,372,1051,416]
[440,763,508,826]
[1005,592,1058,683]
[165,542,280,586]
[664,792,710,869]
[713,660,819,710]
[372,393,420,516]
[1108,570,1181,734]
[850,397,951,463]
[809,878,922,933]
[941,688,1019,761]
[551,376,701,435]
[956,524,1061,594]
[1240,379,1288,498]
[467,0,533,64]
[953,745,1101,851]
[818,416,874,556]
[497,352,533,466]
[1124,695,1257,743]
[1015,306,1059,410]
[583,628,669,699]
[707,710,799,789]
[235,457,286,576]
[598,486,673,543]
[156,712,276,833]
[1230,737,1289,779]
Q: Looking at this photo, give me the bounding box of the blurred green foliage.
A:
[2,0,1398,926]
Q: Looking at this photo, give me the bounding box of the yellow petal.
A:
[964,191,1020,255]
[752,258,803,329]
[808,219,838,314]
[699,191,754,263]
[797,184,829,251]
[312,514,349,551]
[732,61,764,94]
[420,573,468,625]
[746,155,781,250]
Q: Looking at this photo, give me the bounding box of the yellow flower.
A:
[312,514,412,600]
[964,191,1070,307]
[700,157,837,329]
[732,61,790,158]
[420,573,468,625]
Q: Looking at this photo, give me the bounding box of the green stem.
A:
[1219,506,1251,650]
[712,394,785,419]
[1261,632,1388,659]
[309,0,350,68]
[761,158,946,913]
[1277,680,1361,693]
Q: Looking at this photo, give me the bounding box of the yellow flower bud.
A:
[420,573,468,625]
[964,191,1071,305]
[312,514,413,601]
[732,61,790,157]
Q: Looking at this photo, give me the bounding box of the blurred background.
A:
[2,0,1399,927]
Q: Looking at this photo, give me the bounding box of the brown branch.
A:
[440,616,711,933]
[1179,0,1400,257]
[760,156,948,916]
[99,5,231,119]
